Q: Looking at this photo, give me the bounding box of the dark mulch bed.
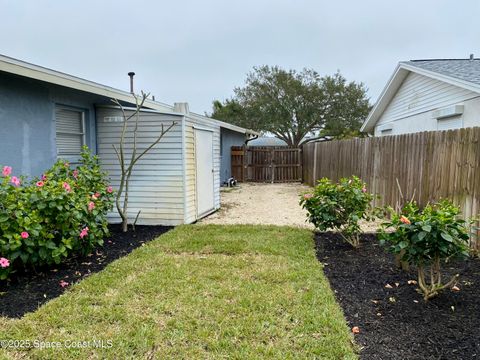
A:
[0,225,171,318]
[315,232,480,360]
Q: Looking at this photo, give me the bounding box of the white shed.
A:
[96,103,252,226]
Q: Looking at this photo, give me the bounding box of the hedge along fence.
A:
[302,127,480,249]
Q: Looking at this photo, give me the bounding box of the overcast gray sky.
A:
[1,0,479,114]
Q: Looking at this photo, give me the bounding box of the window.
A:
[55,106,85,162]
[433,105,464,131]
[436,116,463,131]
[377,123,393,136]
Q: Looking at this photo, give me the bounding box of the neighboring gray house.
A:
[248,136,287,147]
[0,54,255,225]
[361,57,480,136]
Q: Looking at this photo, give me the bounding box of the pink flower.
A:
[36,181,44,187]
[59,280,69,288]
[2,166,12,177]
[94,192,101,198]
[400,216,411,225]
[21,231,29,239]
[79,227,89,239]
[41,174,47,181]
[72,170,78,179]
[303,194,313,200]
[62,182,71,193]
[11,176,20,187]
[106,186,113,194]
[88,201,95,212]
[0,257,10,268]
[362,186,367,193]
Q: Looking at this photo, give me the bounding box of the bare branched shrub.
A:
[111,92,176,232]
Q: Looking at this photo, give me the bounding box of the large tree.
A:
[210,66,371,146]
[319,73,371,138]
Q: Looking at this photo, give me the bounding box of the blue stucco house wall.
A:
[0,54,254,192]
[0,70,250,182]
[0,72,112,177]
[220,127,246,184]
[0,54,257,226]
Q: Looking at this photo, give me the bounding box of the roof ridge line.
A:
[406,58,480,62]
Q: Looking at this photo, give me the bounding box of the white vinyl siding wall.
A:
[96,107,184,226]
[375,72,480,136]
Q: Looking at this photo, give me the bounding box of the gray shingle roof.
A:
[248,137,287,146]
[402,59,480,86]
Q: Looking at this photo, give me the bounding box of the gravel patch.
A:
[199,183,312,227]
[199,183,381,232]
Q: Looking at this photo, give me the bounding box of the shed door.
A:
[195,129,215,217]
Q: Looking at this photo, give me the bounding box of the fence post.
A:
[312,142,318,185]
[242,145,247,182]
[271,148,275,183]
[298,147,303,182]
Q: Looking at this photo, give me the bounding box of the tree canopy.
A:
[209,66,371,146]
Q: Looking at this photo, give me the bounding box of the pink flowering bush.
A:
[0,257,10,280]
[2,166,12,177]
[0,146,114,280]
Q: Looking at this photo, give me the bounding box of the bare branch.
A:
[131,122,176,167]
[112,91,173,232]
[112,144,121,163]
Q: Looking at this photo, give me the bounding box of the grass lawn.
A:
[0,225,356,359]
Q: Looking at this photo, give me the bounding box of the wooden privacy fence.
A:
[231,146,302,183]
[303,127,480,247]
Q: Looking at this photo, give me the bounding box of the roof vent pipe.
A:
[128,72,135,94]
[470,54,474,60]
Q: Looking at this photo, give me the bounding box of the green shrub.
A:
[300,176,374,247]
[0,146,114,280]
[379,200,470,300]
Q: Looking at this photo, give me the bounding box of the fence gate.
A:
[231,146,302,183]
